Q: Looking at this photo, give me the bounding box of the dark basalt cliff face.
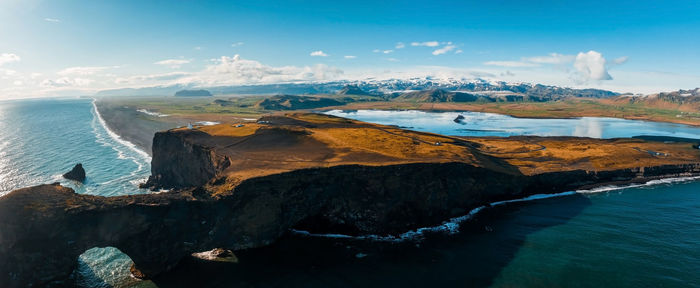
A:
[3,161,700,286]
[3,126,700,287]
[141,130,231,190]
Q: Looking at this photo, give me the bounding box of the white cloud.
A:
[154,59,190,68]
[573,50,612,81]
[500,70,515,77]
[173,54,343,86]
[231,42,244,47]
[57,66,115,76]
[455,49,463,54]
[40,77,93,87]
[411,41,439,47]
[395,42,405,49]
[2,69,17,76]
[386,58,399,62]
[194,46,202,50]
[524,53,575,64]
[115,72,191,84]
[344,55,357,59]
[372,49,393,54]
[0,53,20,66]
[44,18,60,22]
[432,45,456,55]
[484,61,540,67]
[612,56,628,65]
[310,50,328,57]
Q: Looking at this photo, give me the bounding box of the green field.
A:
[97,94,700,127]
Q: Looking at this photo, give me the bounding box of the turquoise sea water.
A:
[0,98,151,287]
[0,98,150,197]
[1,100,699,287]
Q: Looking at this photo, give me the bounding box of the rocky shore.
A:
[2,113,700,287]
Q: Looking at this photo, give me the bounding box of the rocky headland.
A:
[2,113,700,287]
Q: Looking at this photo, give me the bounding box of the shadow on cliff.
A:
[150,194,591,287]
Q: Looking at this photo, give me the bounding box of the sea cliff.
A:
[2,113,700,287]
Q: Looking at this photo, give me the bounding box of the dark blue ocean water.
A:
[1,100,699,287]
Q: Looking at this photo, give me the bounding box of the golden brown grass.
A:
[468,137,700,175]
[182,113,700,193]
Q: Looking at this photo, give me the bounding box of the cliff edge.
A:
[2,113,700,287]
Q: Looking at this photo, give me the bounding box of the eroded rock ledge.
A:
[2,113,700,287]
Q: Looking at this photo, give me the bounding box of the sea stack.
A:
[62,163,86,182]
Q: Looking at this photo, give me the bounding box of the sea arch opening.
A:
[73,247,145,288]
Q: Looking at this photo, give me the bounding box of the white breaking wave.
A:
[575,176,700,194]
[92,99,151,162]
[292,176,700,242]
[91,99,152,191]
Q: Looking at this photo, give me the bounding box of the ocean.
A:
[0,98,152,287]
[0,98,151,197]
[0,99,699,287]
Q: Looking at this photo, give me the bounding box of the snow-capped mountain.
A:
[95,77,618,99]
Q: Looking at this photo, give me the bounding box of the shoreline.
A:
[292,173,700,242]
[92,99,151,160]
[317,102,700,127]
[93,99,181,155]
[3,116,700,286]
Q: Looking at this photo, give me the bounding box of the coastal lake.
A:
[1,100,699,287]
[324,109,700,139]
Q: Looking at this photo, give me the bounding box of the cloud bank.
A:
[0,53,21,66]
[486,50,625,82]
[154,59,190,68]
[174,54,343,86]
[57,66,116,76]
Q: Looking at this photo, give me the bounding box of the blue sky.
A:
[1,0,699,98]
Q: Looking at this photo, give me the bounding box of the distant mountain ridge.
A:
[605,88,700,111]
[95,78,619,99]
[255,95,345,110]
[174,89,212,97]
[337,84,374,96]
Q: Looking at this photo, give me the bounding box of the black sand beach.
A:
[95,100,180,154]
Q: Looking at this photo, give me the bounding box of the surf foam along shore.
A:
[92,99,152,162]
[291,175,700,242]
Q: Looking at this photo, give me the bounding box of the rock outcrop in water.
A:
[62,163,86,182]
[2,113,700,287]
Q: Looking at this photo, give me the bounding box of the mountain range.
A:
[95,78,619,99]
